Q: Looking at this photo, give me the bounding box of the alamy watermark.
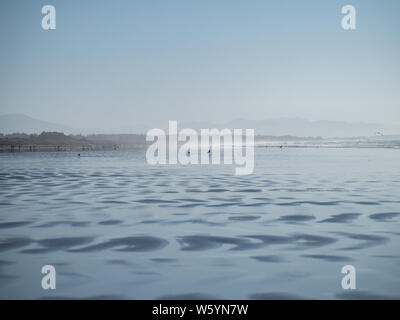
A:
[341,265,356,290]
[341,5,356,30]
[40,4,357,31]
[145,121,254,175]
[41,5,56,30]
[41,265,56,290]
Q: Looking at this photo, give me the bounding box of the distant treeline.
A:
[0,131,325,153]
[0,132,147,152]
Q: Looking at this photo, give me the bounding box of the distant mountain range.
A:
[213,118,400,138]
[1,113,399,138]
[164,118,400,138]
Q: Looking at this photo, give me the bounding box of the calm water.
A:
[1,148,400,299]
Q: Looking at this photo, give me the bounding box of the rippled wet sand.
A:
[1,148,400,299]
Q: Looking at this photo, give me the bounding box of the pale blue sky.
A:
[0,0,399,130]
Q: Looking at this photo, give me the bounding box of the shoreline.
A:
[1,131,399,153]
[1,144,399,154]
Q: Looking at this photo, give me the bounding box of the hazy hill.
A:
[0,114,74,134]
[182,118,400,138]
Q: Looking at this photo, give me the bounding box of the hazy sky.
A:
[1,0,399,130]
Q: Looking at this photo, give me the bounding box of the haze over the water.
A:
[1,0,400,132]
